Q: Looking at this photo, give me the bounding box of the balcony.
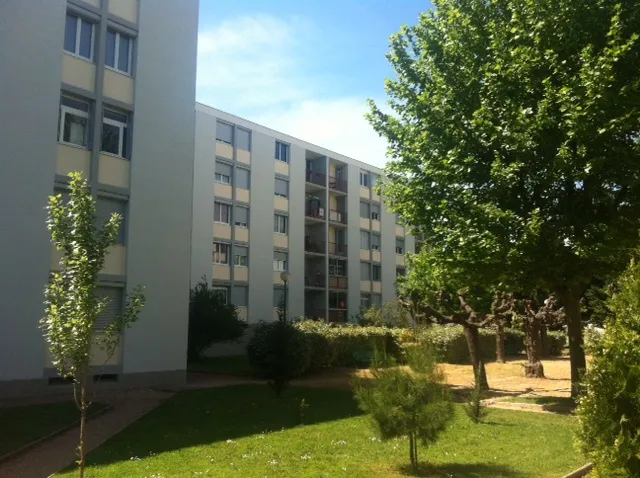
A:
[329,242,347,257]
[306,170,326,187]
[306,200,326,221]
[329,309,348,323]
[305,309,327,321]
[329,209,347,225]
[305,273,326,288]
[305,237,325,254]
[328,276,348,289]
[329,176,347,193]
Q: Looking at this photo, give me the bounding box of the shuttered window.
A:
[95,197,126,244]
[237,128,251,151]
[215,161,232,184]
[95,287,122,332]
[371,233,380,251]
[360,230,370,250]
[360,262,371,280]
[275,178,288,198]
[371,204,380,220]
[360,202,369,219]
[216,122,233,144]
[232,286,248,307]
[235,206,249,228]
[236,168,250,189]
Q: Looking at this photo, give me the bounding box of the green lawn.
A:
[0,401,107,457]
[187,355,253,376]
[55,385,584,477]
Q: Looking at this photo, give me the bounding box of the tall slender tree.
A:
[369,0,640,396]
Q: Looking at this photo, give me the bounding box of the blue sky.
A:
[196,0,433,168]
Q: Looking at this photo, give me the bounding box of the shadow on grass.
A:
[79,384,363,469]
[398,462,525,477]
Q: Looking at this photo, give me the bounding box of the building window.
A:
[59,96,90,147]
[372,294,382,308]
[329,258,346,277]
[372,264,382,282]
[216,122,233,145]
[212,287,228,304]
[236,168,250,190]
[234,246,248,267]
[215,161,232,184]
[275,141,289,163]
[360,202,370,219]
[397,267,406,278]
[361,262,371,280]
[213,242,229,265]
[273,287,285,307]
[274,214,288,234]
[360,293,371,310]
[214,201,230,224]
[105,29,133,75]
[274,251,288,272]
[64,13,94,61]
[237,128,251,151]
[396,238,405,255]
[96,197,126,244]
[235,206,249,228]
[95,287,122,331]
[360,171,370,187]
[329,291,347,309]
[275,178,288,198]
[101,109,129,158]
[370,173,380,188]
[371,233,380,251]
[360,230,370,250]
[232,286,248,307]
[371,204,380,221]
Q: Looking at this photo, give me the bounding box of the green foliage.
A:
[353,344,454,471]
[247,319,311,397]
[361,301,411,327]
[188,279,247,362]
[577,257,640,477]
[465,362,488,424]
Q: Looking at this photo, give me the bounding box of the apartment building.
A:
[0,0,198,397]
[191,105,416,325]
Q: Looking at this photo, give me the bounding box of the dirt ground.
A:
[294,356,574,399]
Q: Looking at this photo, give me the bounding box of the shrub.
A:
[361,300,411,327]
[247,319,311,396]
[188,279,246,362]
[543,331,566,356]
[465,361,489,424]
[353,343,454,472]
[576,258,640,477]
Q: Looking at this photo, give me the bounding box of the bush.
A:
[247,319,311,397]
[188,279,247,362]
[361,301,411,327]
[543,331,566,356]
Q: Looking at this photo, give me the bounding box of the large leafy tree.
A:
[369,0,640,395]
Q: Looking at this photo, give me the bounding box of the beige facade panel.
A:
[216,141,233,160]
[237,306,248,322]
[214,223,231,240]
[371,220,381,232]
[273,270,285,284]
[234,267,248,282]
[215,183,232,199]
[275,160,289,176]
[329,162,336,176]
[359,186,370,199]
[57,144,90,178]
[103,68,134,105]
[62,54,95,92]
[274,196,289,212]
[360,249,371,261]
[329,194,338,210]
[235,227,249,242]
[213,264,231,280]
[274,233,288,249]
[371,191,381,202]
[102,245,126,276]
[360,280,371,292]
[359,217,369,230]
[396,225,405,237]
[372,250,381,263]
[98,154,130,189]
[108,0,138,23]
[236,187,250,203]
[396,254,405,266]
[372,281,382,293]
[237,149,251,165]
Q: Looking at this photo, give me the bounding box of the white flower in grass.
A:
[300,454,311,460]
[257,434,265,439]
[268,460,278,465]
[242,454,249,459]
[130,456,141,461]
[342,467,347,471]
[226,439,235,444]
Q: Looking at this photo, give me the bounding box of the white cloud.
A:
[196,13,390,168]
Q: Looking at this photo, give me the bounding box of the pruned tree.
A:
[522,296,565,378]
[369,0,640,397]
[41,173,145,477]
[490,292,516,364]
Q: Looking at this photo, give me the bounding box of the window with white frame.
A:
[275,178,288,198]
[235,206,248,228]
[64,13,94,61]
[216,122,233,144]
[212,287,228,304]
[396,238,405,255]
[274,251,288,271]
[213,242,229,265]
[371,204,380,221]
[371,233,381,251]
[214,201,230,224]
[329,258,346,277]
[105,29,133,75]
[372,264,382,281]
[101,109,129,158]
[215,161,232,184]
[234,246,248,267]
[274,214,288,234]
[59,96,90,147]
[360,171,370,187]
[360,293,371,310]
[275,141,289,162]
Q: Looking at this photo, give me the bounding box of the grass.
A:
[187,355,253,376]
[0,401,108,457]
[55,385,584,477]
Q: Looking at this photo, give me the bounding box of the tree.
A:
[369,0,640,396]
[465,361,489,424]
[41,173,145,477]
[576,255,640,477]
[521,295,565,378]
[353,344,454,473]
[188,278,247,362]
[490,292,516,364]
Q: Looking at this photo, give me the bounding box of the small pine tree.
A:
[353,344,454,472]
[465,361,488,424]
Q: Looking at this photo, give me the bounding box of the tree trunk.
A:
[409,432,417,472]
[523,315,544,378]
[539,324,548,357]
[79,372,87,478]
[561,290,587,398]
[463,325,489,389]
[496,322,506,363]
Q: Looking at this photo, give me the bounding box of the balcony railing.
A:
[328,242,347,257]
[306,202,326,220]
[329,209,347,224]
[329,176,347,192]
[328,276,348,289]
[306,170,326,186]
[329,309,348,323]
[305,237,325,254]
[305,273,326,288]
